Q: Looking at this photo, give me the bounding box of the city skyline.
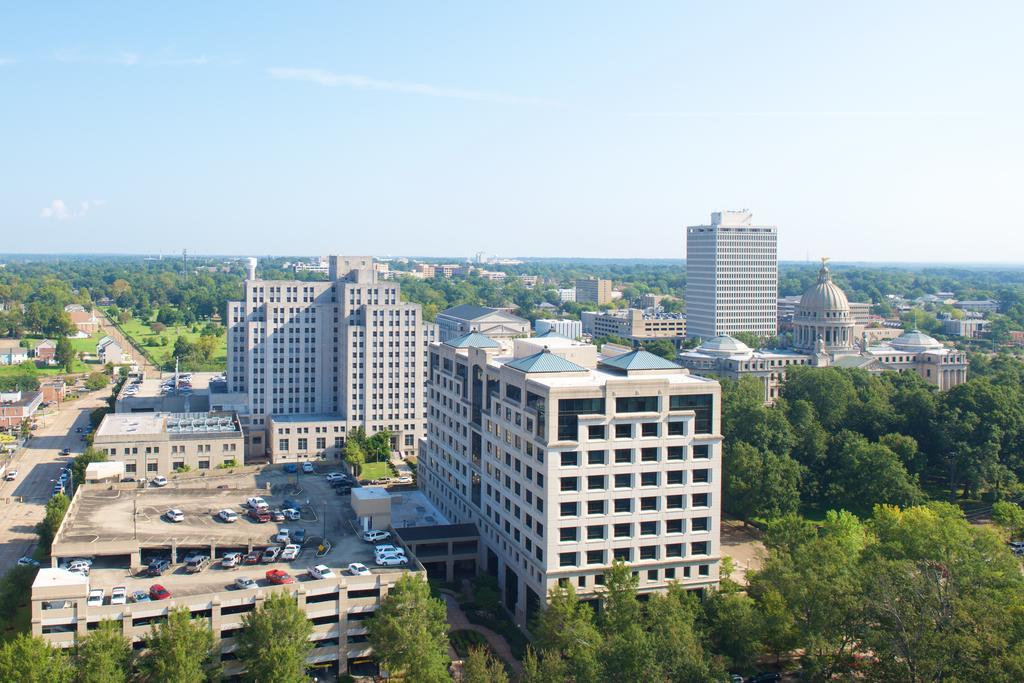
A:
[2,3,1023,261]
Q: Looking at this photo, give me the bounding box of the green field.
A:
[109,310,226,371]
[0,333,105,379]
[359,460,395,481]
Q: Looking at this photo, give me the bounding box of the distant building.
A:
[956,299,999,314]
[534,319,583,339]
[0,341,28,366]
[293,258,329,275]
[685,210,778,339]
[940,317,989,339]
[39,378,67,404]
[65,306,99,334]
[436,305,531,342]
[518,274,539,288]
[557,288,576,303]
[0,389,42,429]
[637,293,673,309]
[34,339,56,364]
[581,309,686,343]
[575,278,613,305]
[96,337,125,365]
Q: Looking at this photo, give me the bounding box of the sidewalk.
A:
[442,593,522,675]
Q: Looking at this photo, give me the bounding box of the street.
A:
[0,392,108,569]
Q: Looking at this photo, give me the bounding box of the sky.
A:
[2,2,1023,262]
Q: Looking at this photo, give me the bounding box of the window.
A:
[641,447,658,462]
[616,396,658,413]
[198,460,210,470]
[613,548,632,562]
[667,446,685,461]
[615,423,632,439]
[692,469,710,484]
[560,477,579,492]
[558,398,605,441]
[667,421,685,436]
[699,564,710,576]
[666,519,684,534]
[146,462,158,472]
[587,525,606,540]
[665,568,676,580]
[614,473,632,489]
[669,394,713,434]
[615,449,633,464]
[587,549,606,565]
[559,552,577,567]
[692,541,709,555]
[278,439,289,452]
[588,500,606,515]
[692,493,709,507]
[692,517,710,532]
[560,502,579,517]
[640,521,658,536]
[667,470,684,485]
[640,546,657,560]
[297,438,308,451]
[587,475,606,491]
[614,498,632,513]
[505,384,522,403]
[640,472,658,487]
[666,494,684,509]
[665,543,683,558]
[647,569,659,581]
[560,527,579,542]
[692,444,710,460]
[640,496,658,511]
[560,452,578,467]
[587,450,607,465]
[641,422,658,437]
[613,523,632,538]
[588,425,606,440]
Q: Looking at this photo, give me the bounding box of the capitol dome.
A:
[793,259,855,353]
[698,335,752,356]
[889,330,943,352]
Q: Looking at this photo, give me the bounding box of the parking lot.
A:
[53,465,411,601]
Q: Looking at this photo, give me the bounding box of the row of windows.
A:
[559,492,710,516]
[558,540,711,566]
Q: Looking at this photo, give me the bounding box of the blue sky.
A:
[2,2,1022,261]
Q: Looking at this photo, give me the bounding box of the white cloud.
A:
[267,67,548,105]
[40,199,105,220]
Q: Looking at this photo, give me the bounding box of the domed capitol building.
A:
[679,259,969,402]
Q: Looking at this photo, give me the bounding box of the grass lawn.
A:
[359,460,395,481]
[109,310,226,371]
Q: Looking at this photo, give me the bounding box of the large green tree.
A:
[461,646,508,683]
[142,606,219,683]
[235,592,313,683]
[366,574,450,683]
[36,493,69,551]
[55,336,75,373]
[532,582,603,683]
[0,633,74,682]
[76,619,132,683]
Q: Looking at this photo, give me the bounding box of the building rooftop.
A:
[599,349,682,371]
[438,304,500,320]
[444,332,501,349]
[505,350,588,374]
[33,568,89,591]
[96,411,239,438]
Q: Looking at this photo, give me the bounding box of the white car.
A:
[395,475,413,485]
[280,544,300,561]
[151,476,168,487]
[5,469,17,481]
[66,560,91,575]
[110,586,127,605]
[309,564,337,580]
[221,552,242,568]
[217,509,238,523]
[235,576,257,590]
[87,589,104,607]
[325,473,345,482]
[362,529,391,543]
[375,554,406,567]
[346,563,370,577]
[165,509,185,523]
[282,508,301,521]
[246,496,268,510]
[301,462,315,473]
[374,544,402,556]
[274,529,290,544]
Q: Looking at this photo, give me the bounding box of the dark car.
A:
[146,559,171,576]
[291,528,307,545]
[746,674,782,683]
[242,551,262,565]
[335,486,352,496]
[247,508,270,523]
[282,498,303,512]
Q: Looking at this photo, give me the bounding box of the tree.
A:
[598,562,652,681]
[366,430,393,462]
[85,372,109,391]
[0,634,73,682]
[71,448,108,488]
[992,501,1024,539]
[344,440,366,477]
[461,646,508,683]
[55,336,75,373]
[704,591,763,670]
[532,582,603,683]
[519,647,566,683]
[235,592,312,683]
[76,619,132,683]
[142,606,219,683]
[36,493,69,551]
[640,339,677,360]
[723,441,801,523]
[366,574,450,683]
[645,585,721,682]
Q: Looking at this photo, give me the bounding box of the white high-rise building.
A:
[226,256,436,460]
[420,334,722,626]
[685,210,778,340]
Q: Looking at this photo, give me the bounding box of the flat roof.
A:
[96,411,239,438]
[33,568,89,590]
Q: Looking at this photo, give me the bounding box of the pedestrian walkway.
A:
[442,592,522,675]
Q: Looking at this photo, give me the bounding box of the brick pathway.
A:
[442,592,522,675]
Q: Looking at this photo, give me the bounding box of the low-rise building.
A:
[0,389,42,429]
[534,319,583,340]
[34,339,57,364]
[96,336,126,364]
[267,414,349,462]
[557,288,576,303]
[40,378,67,404]
[940,317,989,339]
[436,305,531,343]
[0,340,29,366]
[956,299,999,314]
[65,306,100,334]
[92,411,244,476]
[581,309,686,343]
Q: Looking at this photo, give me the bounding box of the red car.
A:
[248,508,270,523]
[242,551,262,565]
[149,584,172,600]
[265,569,295,585]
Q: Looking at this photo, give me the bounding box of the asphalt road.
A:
[0,392,108,570]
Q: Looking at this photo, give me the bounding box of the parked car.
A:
[274,529,290,544]
[4,469,17,481]
[301,461,315,473]
[87,589,104,607]
[374,544,402,556]
[235,576,257,590]
[375,554,405,567]
[185,555,211,574]
[362,529,391,543]
[371,477,392,485]
[221,552,242,568]
[75,427,82,433]
[164,508,185,523]
[265,569,295,585]
[151,476,168,487]
[217,509,238,523]
[746,674,782,683]
[149,584,172,600]
[261,546,282,563]
[270,509,285,522]
[17,556,40,567]
[62,448,71,455]
[110,586,127,605]
[247,508,270,523]
[280,544,300,561]
[325,472,346,482]
[346,563,370,577]
[282,508,301,521]
[246,496,268,510]
[282,463,298,474]
[242,551,262,565]
[291,528,307,545]
[395,475,413,485]
[131,591,151,603]
[309,564,337,579]
[146,559,171,576]
[67,560,91,575]
[335,486,352,496]
[282,498,303,512]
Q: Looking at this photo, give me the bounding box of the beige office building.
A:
[581,308,686,342]
[226,256,436,460]
[92,411,244,476]
[420,333,722,627]
[575,278,613,305]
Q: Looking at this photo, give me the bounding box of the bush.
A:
[449,630,488,658]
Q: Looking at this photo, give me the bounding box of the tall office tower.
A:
[420,334,722,626]
[685,210,778,339]
[226,256,436,459]
[575,278,613,305]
